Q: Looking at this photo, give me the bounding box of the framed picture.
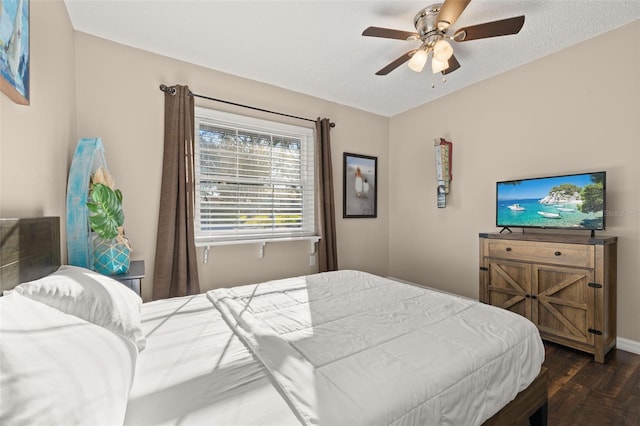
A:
[1,0,30,105]
[343,152,377,218]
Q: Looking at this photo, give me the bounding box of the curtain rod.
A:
[159,84,335,128]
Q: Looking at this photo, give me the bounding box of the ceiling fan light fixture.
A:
[432,57,449,74]
[433,39,454,62]
[362,2,526,77]
[408,49,428,72]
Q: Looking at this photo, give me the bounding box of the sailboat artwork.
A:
[1,0,30,105]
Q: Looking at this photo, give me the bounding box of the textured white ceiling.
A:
[64,0,640,117]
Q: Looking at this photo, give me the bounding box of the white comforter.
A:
[207,270,544,426]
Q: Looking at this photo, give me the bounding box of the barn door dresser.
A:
[479,232,617,363]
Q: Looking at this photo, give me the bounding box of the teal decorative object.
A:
[93,237,130,275]
[67,138,107,268]
[67,138,131,274]
[86,170,130,275]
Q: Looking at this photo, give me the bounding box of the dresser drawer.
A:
[486,240,594,268]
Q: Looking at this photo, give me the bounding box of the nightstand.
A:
[112,260,145,296]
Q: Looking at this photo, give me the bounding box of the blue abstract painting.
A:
[1,0,30,104]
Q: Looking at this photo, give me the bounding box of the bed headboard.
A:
[0,217,61,292]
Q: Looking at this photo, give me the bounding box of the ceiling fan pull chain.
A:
[431,73,447,89]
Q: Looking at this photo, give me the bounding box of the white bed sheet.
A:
[124,294,300,426]
[1,292,137,426]
[208,270,545,426]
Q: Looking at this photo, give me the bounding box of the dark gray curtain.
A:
[153,85,200,299]
[316,118,338,272]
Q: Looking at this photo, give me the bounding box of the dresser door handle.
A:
[506,247,512,252]
[554,251,562,256]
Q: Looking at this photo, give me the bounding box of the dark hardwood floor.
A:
[542,342,640,425]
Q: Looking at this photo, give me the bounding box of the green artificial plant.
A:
[86,183,125,241]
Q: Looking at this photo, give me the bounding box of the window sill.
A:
[196,235,320,262]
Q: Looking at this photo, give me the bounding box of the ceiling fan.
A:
[362,0,525,76]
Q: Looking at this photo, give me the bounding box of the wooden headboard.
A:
[0,217,61,292]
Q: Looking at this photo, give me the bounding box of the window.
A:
[194,107,316,245]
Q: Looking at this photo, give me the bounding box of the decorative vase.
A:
[93,236,130,275]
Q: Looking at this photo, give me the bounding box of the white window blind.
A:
[194,107,316,245]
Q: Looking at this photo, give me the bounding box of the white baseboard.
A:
[617,337,640,355]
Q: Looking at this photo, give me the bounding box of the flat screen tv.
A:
[496,171,606,231]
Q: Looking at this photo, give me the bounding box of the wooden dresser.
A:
[479,232,617,363]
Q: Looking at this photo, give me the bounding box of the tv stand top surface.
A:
[479,231,617,246]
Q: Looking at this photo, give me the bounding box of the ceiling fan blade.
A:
[442,55,461,75]
[453,16,525,42]
[362,26,419,41]
[375,50,416,75]
[437,0,472,30]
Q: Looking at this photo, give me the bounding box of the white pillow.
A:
[12,265,146,351]
[0,292,137,425]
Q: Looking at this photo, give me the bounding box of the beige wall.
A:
[389,21,640,342]
[0,0,76,255]
[2,2,637,345]
[72,33,390,300]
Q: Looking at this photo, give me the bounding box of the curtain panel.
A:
[316,118,338,272]
[153,85,200,299]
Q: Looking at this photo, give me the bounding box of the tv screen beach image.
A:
[344,154,376,217]
[497,172,605,229]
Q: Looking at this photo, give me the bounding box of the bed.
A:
[0,217,548,425]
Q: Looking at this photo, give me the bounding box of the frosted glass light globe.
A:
[408,49,428,72]
[433,39,454,62]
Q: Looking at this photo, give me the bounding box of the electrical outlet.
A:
[309,254,316,266]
